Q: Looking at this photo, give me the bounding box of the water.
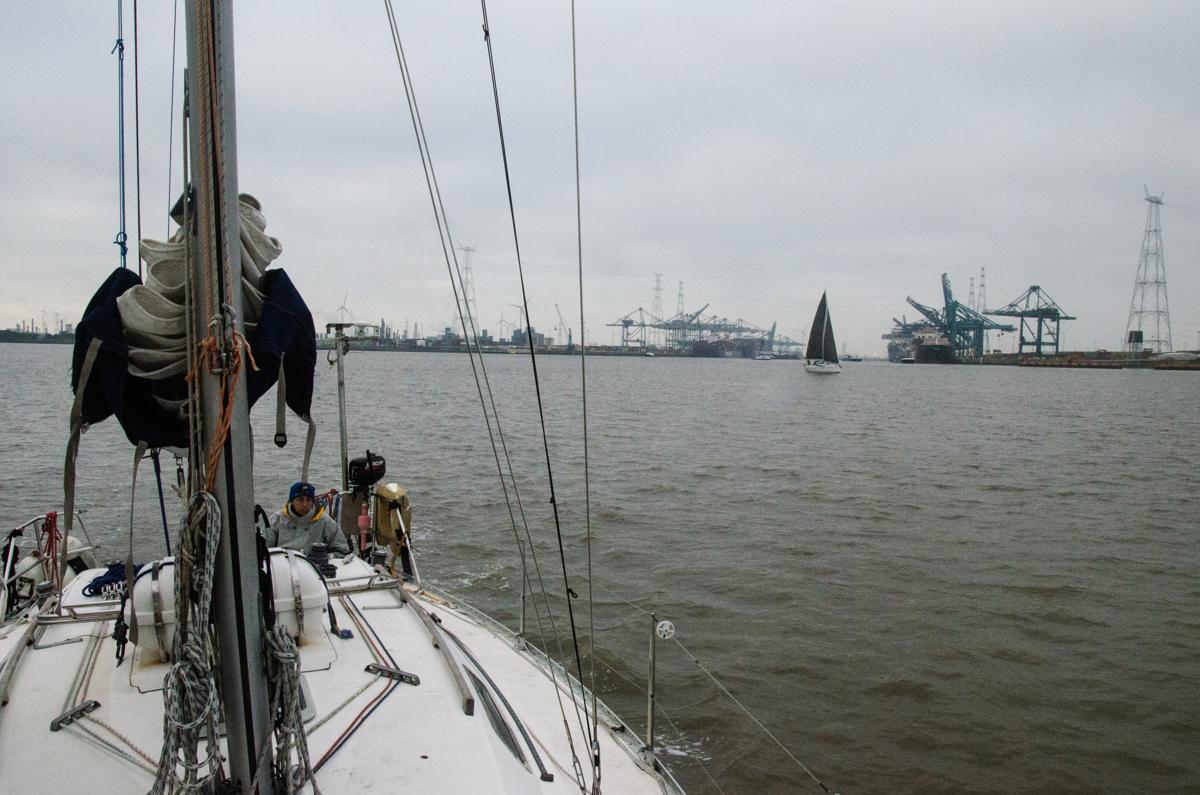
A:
[3,343,1197,793]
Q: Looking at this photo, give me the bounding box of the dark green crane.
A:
[906,273,1015,360]
[989,286,1075,356]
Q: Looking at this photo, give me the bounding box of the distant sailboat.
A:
[804,291,841,374]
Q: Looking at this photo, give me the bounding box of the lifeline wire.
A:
[380,4,592,785]
[570,563,837,792]
[670,636,832,793]
[477,0,596,766]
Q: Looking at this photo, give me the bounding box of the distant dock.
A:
[981,351,1200,370]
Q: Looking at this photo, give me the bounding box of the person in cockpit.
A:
[267,481,349,554]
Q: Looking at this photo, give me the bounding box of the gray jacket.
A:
[267,504,349,554]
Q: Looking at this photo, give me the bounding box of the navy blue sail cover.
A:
[71,267,316,449]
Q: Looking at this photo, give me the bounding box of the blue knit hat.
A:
[289,481,316,502]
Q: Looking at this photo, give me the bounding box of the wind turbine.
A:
[334,292,353,324]
[508,303,527,331]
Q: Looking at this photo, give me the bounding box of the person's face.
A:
[290,494,314,515]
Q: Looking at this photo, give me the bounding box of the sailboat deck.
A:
[0,559,676,793]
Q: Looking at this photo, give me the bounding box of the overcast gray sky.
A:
[2,2,1198,355]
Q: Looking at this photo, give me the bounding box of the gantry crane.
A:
[554,303,574,351]
[989,286,1075,356]
[906,274,1014,360]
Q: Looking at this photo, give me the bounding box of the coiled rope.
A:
[150,491,224,793]
[262,626,320,794]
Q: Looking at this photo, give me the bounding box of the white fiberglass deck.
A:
[0,557,678,793]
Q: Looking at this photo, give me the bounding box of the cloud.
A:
[2,1,1197,352]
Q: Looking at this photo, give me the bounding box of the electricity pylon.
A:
[1124,189,1172,353]
[651,274,664,348]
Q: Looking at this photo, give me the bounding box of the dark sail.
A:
[806,292,839,363]
[822,297,838,363]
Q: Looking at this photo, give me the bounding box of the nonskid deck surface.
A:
[0,558,674,793]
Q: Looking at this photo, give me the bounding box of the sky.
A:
[2,1,1198,356]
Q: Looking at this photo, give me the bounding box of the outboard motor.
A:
[341,449,386,556]
[347,449,386,494]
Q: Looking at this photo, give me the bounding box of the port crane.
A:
[606,303,802,354]
[553,303,574,351]
[906,273,1014,360]
[989,286,1075,356]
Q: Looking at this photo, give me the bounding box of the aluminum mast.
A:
[184,1,273,789]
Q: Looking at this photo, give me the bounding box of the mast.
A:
[184,1,273,790]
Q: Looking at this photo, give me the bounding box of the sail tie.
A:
[60,337,103,595]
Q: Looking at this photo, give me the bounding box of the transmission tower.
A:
[651,274,664,348]
[978,267,989,353]
[967,277,976,312]
[1124,190,1172,353]
[675,281,684,318]
[459,245,479,330]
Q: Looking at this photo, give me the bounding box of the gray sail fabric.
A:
[118,194,283,405]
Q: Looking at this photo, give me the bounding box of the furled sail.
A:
[119,194,280,385]
[71,195,316,449]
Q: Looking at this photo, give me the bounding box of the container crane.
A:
[989,286,1075,356]
[906,274,1014,360]
[554,303,574,351]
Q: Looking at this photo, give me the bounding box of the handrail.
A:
[390,588,474,716]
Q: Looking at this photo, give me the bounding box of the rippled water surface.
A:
[3,343,1197,793]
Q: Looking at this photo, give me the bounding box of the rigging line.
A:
[567,1,600,767]
[382,0,568,709]
[669,636,832,793]
[477,0,595,754]
[378,0,526,611]
[132,0,143,277]
[113,0,129,269]
[563,564,654,617]
[441,246,589,715]
[166,0,180,237]
[381,3,591,769]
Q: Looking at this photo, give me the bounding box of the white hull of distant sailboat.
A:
[804,360,841,374]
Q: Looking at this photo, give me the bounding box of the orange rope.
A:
[192,330,259,487]
[42,511,61,591]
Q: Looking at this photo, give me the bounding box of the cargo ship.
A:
[882,317,940,362]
